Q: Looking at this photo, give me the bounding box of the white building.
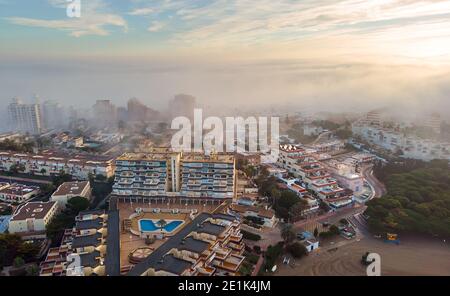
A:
[9,201,59,238]
[352,122,449,161]
[0,183,40,203]
[0,151,115,179]
[7,97,43,135]
[51,181,92,207]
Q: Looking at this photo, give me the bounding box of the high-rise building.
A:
[426,112,441,134]
[169,94,196,120]
[113,148,236,199]
[7,97,43,135]
[127,97,159,122]
[42,100,64,130]
[93,100,117,127]
[365,109,382,126]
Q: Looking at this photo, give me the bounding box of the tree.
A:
[40,168,47,175]
[157,219,167,230]
[26,264,39,276]
[13,256,25,268]
[329,225,340,235]
[67,196,90,214]
[287,242,308,258]
[281,224,296,245]
[313,228,319,238]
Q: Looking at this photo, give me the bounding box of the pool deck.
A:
[117,201,218,271]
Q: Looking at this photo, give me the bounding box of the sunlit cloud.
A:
[6,0,127,37]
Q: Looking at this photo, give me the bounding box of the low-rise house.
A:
[228,203,276,228]
[302,239,319,252]
[51,181,92,207]
[0,183,40,204]
[8,201,59,239]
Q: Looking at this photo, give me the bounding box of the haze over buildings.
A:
[0,0,449,118]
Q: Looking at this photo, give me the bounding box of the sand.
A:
[276,236,450,276]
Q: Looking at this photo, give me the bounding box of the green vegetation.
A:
[52,171,73,187]
[312,120,340,131]
[241,230,261,241]
[286,242,308,258]
[255,169,307,221]
[46,196,90,246]
[286,123,316,144]
[263,242,284,271]
[281,224,296,245]
[319,224,340,239]
[0,139,34,153]
[0,234,40,268]
[366,160,450,237]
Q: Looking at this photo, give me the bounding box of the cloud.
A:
[148,21,165,32]
[6,0,127,37]
[128,8,154,16]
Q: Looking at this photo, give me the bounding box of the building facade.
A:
[7,98,43,135]
[0,151,115,179]
[8,201,59,238]
[113,148,236,199]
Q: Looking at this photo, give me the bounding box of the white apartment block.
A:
[7,98,43,135]
[51,181,92,207]
[113,148,236,199]
[277,144,354,209]
[352,123,450,161]
[9,201,59,238]
[0,151,115,179]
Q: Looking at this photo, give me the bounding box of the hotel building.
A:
[113,148,236,199]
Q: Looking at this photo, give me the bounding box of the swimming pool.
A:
[139,219,184,233]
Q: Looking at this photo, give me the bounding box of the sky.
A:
[1,0,450,116]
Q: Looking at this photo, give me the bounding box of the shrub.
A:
[287,242,308,258]
[241,230,261,241]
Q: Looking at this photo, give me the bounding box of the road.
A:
[0,175,51,185]
[361,165,386,198]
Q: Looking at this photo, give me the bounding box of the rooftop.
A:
[52,181,90,197]
[10,201,57,221]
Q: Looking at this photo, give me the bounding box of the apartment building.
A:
[180,153,235,199]
[40,210,109,276]
[0,182,40,203]
[352,122,450,161]
[0,150,115,179]
[113,148,236,199]
[8,201,59,238]
[7,98,43,135]
[51,181,92,207]
[40,229,74,276]
[277,144,354,209]
[128,213,245,276]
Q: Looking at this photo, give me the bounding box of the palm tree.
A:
[157,219,167,231]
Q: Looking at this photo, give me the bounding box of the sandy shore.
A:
[276,235,450,276]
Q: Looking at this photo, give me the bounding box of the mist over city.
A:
[0,0,449,283]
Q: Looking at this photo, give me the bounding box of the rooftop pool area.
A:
[139,219,184,233]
